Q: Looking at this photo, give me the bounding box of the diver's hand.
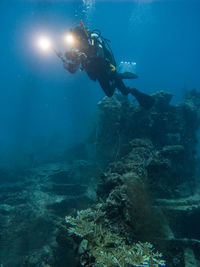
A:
[65,49,87,61]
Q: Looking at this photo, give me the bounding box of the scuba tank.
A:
[79,21,116,65]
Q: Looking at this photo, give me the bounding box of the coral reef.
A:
[60,140,167,266]
[1,89,200,266]
[90,90,200,198]
[64,206,165,267]
[65,207,105,239]
[59,90,200,267]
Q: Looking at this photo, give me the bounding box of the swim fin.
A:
[130,88,155,109]
[118,72,138,79]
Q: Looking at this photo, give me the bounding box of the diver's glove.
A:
[65,49,87,61]
[63,49,87,73]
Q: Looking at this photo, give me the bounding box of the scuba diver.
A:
[57,22,154,109]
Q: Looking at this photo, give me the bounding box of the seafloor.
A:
[0,90,200,267]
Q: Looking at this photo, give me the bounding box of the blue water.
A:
[0,0,200,165]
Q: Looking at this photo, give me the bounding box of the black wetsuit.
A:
[63,25,154,109]
[84,55,131,97]
[64,31,131,97]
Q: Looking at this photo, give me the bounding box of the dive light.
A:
[65,34,75,45]
[37,36,52,52]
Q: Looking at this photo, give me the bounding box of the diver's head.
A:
[68,25,89,50]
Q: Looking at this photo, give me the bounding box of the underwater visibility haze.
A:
[0,0,200,266]
[0,0,200,165]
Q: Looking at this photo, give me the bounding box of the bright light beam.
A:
[37,37,52,51]
[65,34,75,45]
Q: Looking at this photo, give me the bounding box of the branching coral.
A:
[92,241,165,267]
[65,207,105,238]
[65,208,165,267]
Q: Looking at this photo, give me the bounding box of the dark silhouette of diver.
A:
[58,22,154,109]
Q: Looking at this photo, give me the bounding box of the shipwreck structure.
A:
[0,90,200,267]
[59,90,200,267]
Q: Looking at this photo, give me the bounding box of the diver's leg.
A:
[114,73,154,109]
[129,88,155,109]
[97,77,115,97]
[114,73,131,95]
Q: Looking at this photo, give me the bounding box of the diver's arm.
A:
[63,60,80,74]
[65,49,87,61]
[54,50,78,73]
[64,49,87,73]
